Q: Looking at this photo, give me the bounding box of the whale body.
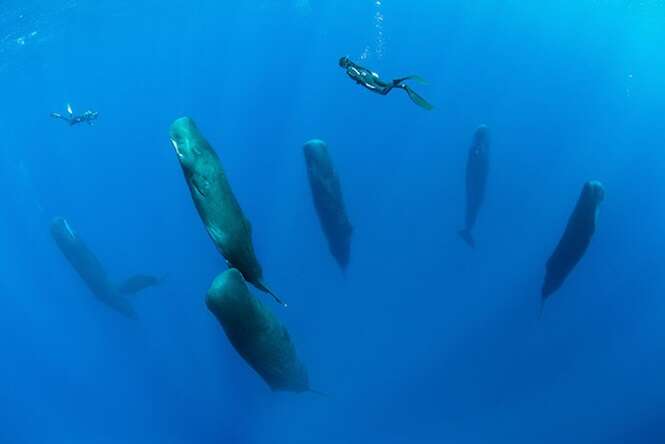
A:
[50,217,161,318]
[170,117,283,306]
[206,268,309,392]
[459,125,490,248]
[303,139,352,269]
[542,181,605,304]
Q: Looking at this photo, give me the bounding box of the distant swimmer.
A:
[51,104,99,126]
[338,56,433,110]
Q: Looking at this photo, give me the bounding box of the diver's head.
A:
[339,56,350,68]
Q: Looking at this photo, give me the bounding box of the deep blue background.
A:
[1,1,665,442]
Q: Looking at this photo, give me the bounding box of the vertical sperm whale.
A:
[541,181,605,312]
[303,139,353,269]
[459,125,490,248]
[169,117,284,306]
[50,217,161,318]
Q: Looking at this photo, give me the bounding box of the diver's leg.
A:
[394,75,428,85]
[380,85,394,95]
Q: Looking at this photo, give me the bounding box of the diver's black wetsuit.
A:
[339,57,433,110]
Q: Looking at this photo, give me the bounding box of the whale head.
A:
[473,124,490,146]
[169,117,203,170]
[169,116,220,198]
[303,139,328,170]
[584,180,605,205]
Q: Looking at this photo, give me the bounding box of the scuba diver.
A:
[338,56,433,110]
[51,104,99,126]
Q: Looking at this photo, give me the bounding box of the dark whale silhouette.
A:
[541,181,605,312]
[169,117,284,306]
[303,139,352,269]
[50,217,162,318]
[206,268,310,393]
[459,125,490,248]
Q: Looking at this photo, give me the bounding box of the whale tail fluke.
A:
[458,229,475,248]
[308,388,330,397]
[255,279,288,308]
[117,274,162,296]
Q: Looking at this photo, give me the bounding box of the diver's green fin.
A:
[404,85,434,111]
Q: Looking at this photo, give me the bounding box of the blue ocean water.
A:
[2,1,665,442]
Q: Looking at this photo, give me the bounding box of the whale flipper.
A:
[538,297,546,319]
[458,229,475,248]
[116,274,162,296]
[255,279,287,307]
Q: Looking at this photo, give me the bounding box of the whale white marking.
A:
[66,104,73,116]
[171,138,184,159]
[62,219,76,239]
